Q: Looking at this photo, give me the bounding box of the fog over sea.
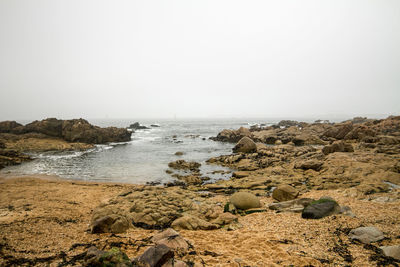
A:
[0,117,358,184]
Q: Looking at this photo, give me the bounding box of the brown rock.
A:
[136,244,174,267]
[233,137,257,153]
[272,185,299,202]
[171,215,218,230]
[0,121,23,133]
[230,192,261,210]
[322,140,354,155]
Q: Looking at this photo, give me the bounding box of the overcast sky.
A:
[0,0,399,121]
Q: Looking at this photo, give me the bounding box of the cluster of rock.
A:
[0,118,132,169]
[0,118,131,144]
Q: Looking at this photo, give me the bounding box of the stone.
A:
[294,159,323,171]
[232,171,249,178]
[212,213,238,226]
[230,192,261,210]
[84,247,132,267]
[91,214,131,234]
[129,122,149,130]
[272,185,299,202]
[152,228,190,252]
[380,245,400,260]
[269,198,314,213]
[162,259,189,267]
[301,198,340,219]
[232,137,257,153]
[175,151,184,156]
[168,160,201,171]
[349,226,384,244]
[135,244,174,267]
[322,140,354,155]
[0,121,23,133]
[171,215,218,230]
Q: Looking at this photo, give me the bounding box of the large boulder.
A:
[232,137,257,153]
[322,122,353,140]
[129,122,149,130]
[151,228,190,252]
[349,226,384,244]
[210,127,252,143]
[272,185,299,202]
[301,198,341,219]
[90,206,131,233]
[135,244,174,267]
[230,192,261,210]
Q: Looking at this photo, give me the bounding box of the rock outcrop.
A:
[232,137,257,153]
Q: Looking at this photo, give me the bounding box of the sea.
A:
[0,118,283,184]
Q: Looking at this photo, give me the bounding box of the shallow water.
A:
[1,119,278,184]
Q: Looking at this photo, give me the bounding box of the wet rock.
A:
[129,122,149,130]
[294,159,323,171]
[380,245,400,260]
[269,198,314,213]
[168,160,201,171]
[349,226,384,244]
[232,137,257,153]
[0,148,31,169]
[171,215,218,230]
[301,198,340,219]
[230,192,261,210]
[272,185,299,202]
[210,127,252,143]
[84,247,132,267]
[322,140,354,155]
[135,244,174,267]
[175,151,184,156]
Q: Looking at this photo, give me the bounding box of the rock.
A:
[162,259,189,267]
[301,198,340,219]
[212,213,238,226]
[129,122,149,130]
[380,245,400,260]
[322,122,353,140]
[232,137,257,153]
[84,247,132,267]
[210,127,252,143]
[230,192,261,210]
[322,140,354,155]
[168,160,201,171]
[349,226,384,244]
[232,171,249,178]
[0,148,31,169]
[175,151,184,156]
[0,121,23,133]
[272,185,299,202]
[90,214,131,234]
[171,215,218,230]
[294,159,323,171]
[152,228,190,252]
[135,244,174,267]
[269,198,314,213]
[151,124,160,127]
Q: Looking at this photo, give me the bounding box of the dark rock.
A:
[129,122,149,130]
[135,244,174,267]
[150,124,160,127]
[0,121,23,133]
[301,198,340,219]
[175,151,184,156]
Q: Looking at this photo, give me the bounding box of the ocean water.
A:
[1,119,278,184]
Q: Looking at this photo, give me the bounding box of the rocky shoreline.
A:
[0,116,399,266]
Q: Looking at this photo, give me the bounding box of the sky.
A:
[0,0,399,121]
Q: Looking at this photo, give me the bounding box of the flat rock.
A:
[171,215,218,230]
[269,198,314,213]
[380,245,400,260]
[349,226,384,244]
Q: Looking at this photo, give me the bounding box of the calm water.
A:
[1,119,279,184]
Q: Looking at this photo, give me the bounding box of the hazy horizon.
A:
[1,0,399,121]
